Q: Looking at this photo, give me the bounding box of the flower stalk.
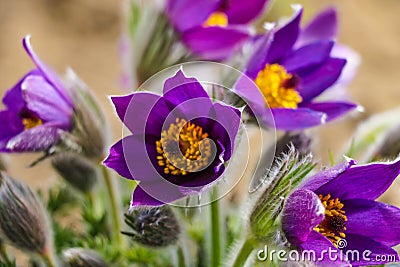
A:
[210,187,222,267]
[101,165,124,248]
[231,237,257,267]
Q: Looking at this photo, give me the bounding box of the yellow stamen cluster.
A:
[203,11,228,27]
[156,118,212,176]
[255,63,302,109]
[22,117,43,130]
[314,194,347,246]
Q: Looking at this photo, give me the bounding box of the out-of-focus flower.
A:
[0,172,54,257]
[52,152,98,193]
[104,69,241,206]
[0,36,73,152]
[235,5,358,130]
[282,158,400,266]
[166,0,270,60]
[122,206,180,247]
[63,248,109,267]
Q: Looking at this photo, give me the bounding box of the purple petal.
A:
[224,0,269,24]
[343,234,399,266]
[103,137,134,179]
[296,7,338,48]
[300,158,356,192]
[271,107,326,130]
[343,198,400,247]
[297,58,346,102]
[303,102,358,122]
[5,125,62,152]
[131,186,164,207]
[22,36,73,107]
[21,75,72,128]
[245,33,274,80]
[104,135,160,183]
[317,158,400,200]
[0,111,24,151]
[163,70,209,98]
[282,189,325,246]
[166,0,221,32]
[110,92,167,136]
[266,5,303,63]
[300,231,350,267]
[209,102,241,161]
[282,41,334,73]
[182,26,249,60]
[2,70,40,112]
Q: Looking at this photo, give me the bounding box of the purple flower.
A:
[166,0,269,60]
[235,6,358,130]
[282,158,400,266]
[104,70,241,206]
[0,36,73,152]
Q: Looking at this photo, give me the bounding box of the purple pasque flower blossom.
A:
[282,158,400,266]
[235,5,358,130]
[0,36,73,152]
[104,69,241,206]
[166,0,269,60]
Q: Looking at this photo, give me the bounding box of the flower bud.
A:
[62,248,109,267]
[122,206,180,247]
[51,152,98,193]
[274,132,312,159]
[249,147,315,241]
[58,69,108,160]
[0,172,53,255]
[373,124,400,160]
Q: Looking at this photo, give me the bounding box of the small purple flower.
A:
[282,158,400,266]
[0,36,73,152]
[235,6,358,130]
[166,0,269,60]
[104,70,241,206]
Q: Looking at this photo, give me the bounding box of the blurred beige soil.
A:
[0,0,399,258]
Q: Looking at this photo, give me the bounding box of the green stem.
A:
[177,246,186,267]
[0,242,10,262]
[101,165,125,248]
[210,187,221,267]
[232,238,256,267]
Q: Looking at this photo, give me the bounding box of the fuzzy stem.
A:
[177,246,186,267]
[40,250,59,267]
[210,187,221,267]
[101,165,125,248]
[232,238,256,267]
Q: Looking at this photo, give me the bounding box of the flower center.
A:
[203,11,228,27]
[314,194,347,246]
[22,116,43,130]
[156,118,213,176]
[254,63,302,109]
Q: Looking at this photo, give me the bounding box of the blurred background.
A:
[0,0,399,198]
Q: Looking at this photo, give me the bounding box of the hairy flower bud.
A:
[275,132,312,159]
[249,147,315,241]
[0,172,53,255]
[122,206,180,247]
[373,124,400,160]
[62,248,109,267]
[51,152,98,193]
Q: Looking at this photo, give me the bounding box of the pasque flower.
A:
[235,6,358,130]
[104,70,241,206]
[282,158,400,266]
[0,36,73,152]
[166,0,269,60]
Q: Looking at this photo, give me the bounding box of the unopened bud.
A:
[275,132,312,159]
[122,206,180,247]
[0,172,53,255]
[62,248,109,267]
[249,147,315,241]
[373,125,400,160]
[51,152,98,193]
